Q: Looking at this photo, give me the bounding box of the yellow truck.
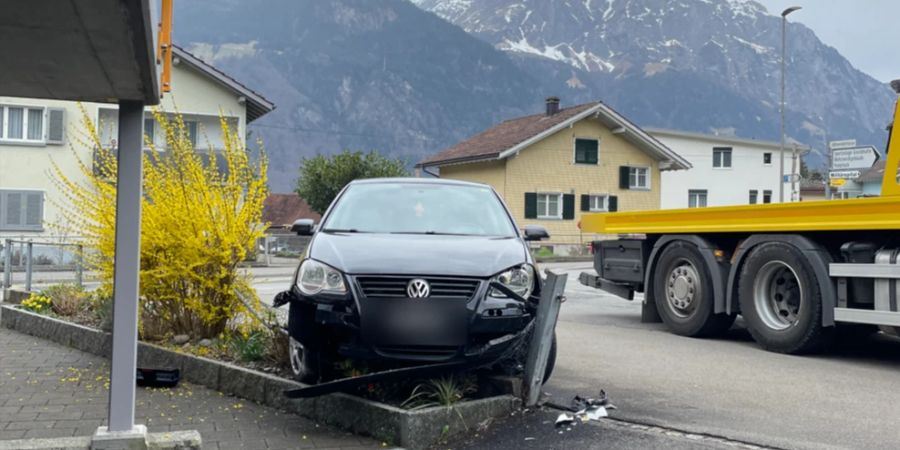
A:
[579,81,900,354]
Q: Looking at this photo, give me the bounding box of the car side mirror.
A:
[523,225,550,241]
[291,219,316,236]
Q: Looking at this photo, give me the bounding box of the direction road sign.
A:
[830,146,880,170]
[829,170,861,179]
[829,139,857,150]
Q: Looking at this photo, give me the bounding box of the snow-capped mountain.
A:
[414,0,895,164]
[171,0,894,190]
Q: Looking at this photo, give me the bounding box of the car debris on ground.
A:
[550,390,616,428]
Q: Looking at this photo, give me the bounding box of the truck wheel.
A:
[654,242,735,337]
[738,242,830,354]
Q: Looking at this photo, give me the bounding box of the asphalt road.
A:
[542,262,900,450]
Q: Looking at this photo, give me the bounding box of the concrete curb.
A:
[0,305,519,449]
[0,430,200,450]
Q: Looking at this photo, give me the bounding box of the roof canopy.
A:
[0,0,159,104]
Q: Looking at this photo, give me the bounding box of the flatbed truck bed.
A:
[578,81,900,354]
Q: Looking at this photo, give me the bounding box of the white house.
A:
[0,45,274,237]
[649,128,801,209]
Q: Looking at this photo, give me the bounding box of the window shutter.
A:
[25,192,43,228]
[580,194,590,212]
[562,194,575,220]
[619,166,630,189]
[524,193,537,219]
[47,108,65,144]
[5,192,22,227]
[608,196,618,212]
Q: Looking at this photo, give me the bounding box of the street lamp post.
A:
[780,6,801,203]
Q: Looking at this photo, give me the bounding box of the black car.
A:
[274,178,552,383]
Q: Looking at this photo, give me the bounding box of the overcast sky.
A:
[757,0,898,83]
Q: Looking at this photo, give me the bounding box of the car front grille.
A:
[356,276,481,299]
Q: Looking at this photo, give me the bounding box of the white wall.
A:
[0,62,248,239]
[655,132,795,209]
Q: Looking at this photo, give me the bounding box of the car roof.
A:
[349,177,491,188]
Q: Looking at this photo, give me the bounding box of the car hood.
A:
[309,232,529,277]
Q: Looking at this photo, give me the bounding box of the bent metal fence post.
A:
[523,269,567,406]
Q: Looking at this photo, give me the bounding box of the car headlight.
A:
[296,259,346,295]
[490,264,535,299]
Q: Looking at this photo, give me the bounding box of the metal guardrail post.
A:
[523,269,567,407]
[25,240,33,291]
[3,239,11,288]
[75,244,84,287]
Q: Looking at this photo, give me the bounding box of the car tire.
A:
[738,242,830,354]
[289,337,320,384]
[653,242,735,337]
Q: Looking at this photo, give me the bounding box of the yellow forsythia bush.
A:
[52,106,268,339]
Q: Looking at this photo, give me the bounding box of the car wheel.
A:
[738,242,830,354]
[289,337,320,384]
[653,242,735,337]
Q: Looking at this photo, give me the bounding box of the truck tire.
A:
[653,242,735,337]
[738,242,830,354]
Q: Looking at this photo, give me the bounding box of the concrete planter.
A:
[0,305,518,449]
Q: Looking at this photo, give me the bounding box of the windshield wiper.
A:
[321,228,363,233]
[389,231,476,236]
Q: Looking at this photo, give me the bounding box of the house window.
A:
[0,190,43,231]
[574,138,599,164]
[588,194,608,212]
[537,193,563,219]
[749,190,758,204]
[144,118,155,147]
[1,105,45,143]
[713,147,732,168]
[185,120,198,147]
[628,167,650,189]
[763,152,772,165]
[688,190,708,208]
[763,190,773,204]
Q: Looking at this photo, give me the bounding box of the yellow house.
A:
[417,98,691,246]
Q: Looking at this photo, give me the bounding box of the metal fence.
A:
[1,238,85,291]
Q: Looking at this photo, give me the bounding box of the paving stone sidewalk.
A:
[0,328,383,450]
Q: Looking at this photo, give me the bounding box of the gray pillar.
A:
[106,100,144,433]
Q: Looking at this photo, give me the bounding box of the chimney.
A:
[545,96,560,116]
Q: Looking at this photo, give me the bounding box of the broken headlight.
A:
[296,259,346,296]
[489,264,535,299]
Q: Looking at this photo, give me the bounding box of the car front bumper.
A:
[283,275,536,364]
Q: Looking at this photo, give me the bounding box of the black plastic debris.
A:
[552,390,615,427]
[136,368,180,388]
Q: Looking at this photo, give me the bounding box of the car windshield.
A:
[322,182,516,236]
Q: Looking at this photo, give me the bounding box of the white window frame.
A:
[628,166,651,190]
[763,152,773,166]
[588,194,609,212]
[712,147,732,169]
[573,137,600,165]
[0,104,47,145]
[536,192,563,220]
[688,189,708,208]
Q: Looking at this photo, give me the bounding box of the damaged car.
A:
[273,178,554,384]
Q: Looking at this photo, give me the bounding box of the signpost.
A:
[828,139,857,150]
[830,178,847,187]
[831,146,880,171]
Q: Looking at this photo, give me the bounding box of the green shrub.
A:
[229,330,267,362]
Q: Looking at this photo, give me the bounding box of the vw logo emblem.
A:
[407,279,431,298]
